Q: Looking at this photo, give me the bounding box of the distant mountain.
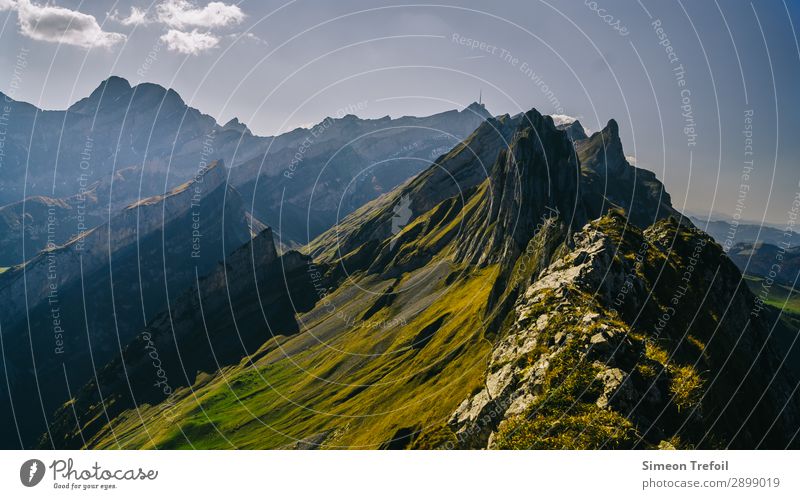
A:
[0,165,172,266]
[0,75,267,266]
[230,102,492,245]
[0,161,262,448]
[727,241,800,287]
[307,111,523,261]
[689,216,799,249]
[559,119,588,141]
[45,108,800,450]
[0,77,491,264]
[0,76,261,204]
[0,194,103,267]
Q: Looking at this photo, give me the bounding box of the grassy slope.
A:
[86,262,498,449]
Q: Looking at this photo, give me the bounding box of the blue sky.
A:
[1,0,799,224]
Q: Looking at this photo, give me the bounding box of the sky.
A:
[0,0,799,225]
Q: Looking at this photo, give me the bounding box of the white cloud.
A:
[106,2,251,56]
[156,0,245,29]
[8,0,125,48]
[160,28,219,54]
[626,155,637,165]
[111,6,150,26]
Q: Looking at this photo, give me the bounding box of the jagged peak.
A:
[506,107,575,161]
[103,75,131,89]
[138,83,186,107]
[518,106,545,124]
[585,118,621,144]
[222,117,252,135]
[605,118,619,137]
[581,118,625,165]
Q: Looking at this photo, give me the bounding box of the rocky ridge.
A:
[446,213,799,449]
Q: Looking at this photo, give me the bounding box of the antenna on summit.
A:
[479,90,482,105]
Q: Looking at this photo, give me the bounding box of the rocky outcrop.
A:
[448,213,800,449]
[221,117,252,135]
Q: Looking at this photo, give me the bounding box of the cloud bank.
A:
[160,28,219,55]
[2,1,248,54]
[4,0,126,49]
[110,1,248,55]
[156,0,245,30]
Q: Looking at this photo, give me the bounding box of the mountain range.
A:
[1,77,798,449]
[688,216,800,249]
[0,76,490,267]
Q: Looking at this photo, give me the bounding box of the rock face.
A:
[455,109,585,266]
[448,213,800,449]
[0,161,262,448]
